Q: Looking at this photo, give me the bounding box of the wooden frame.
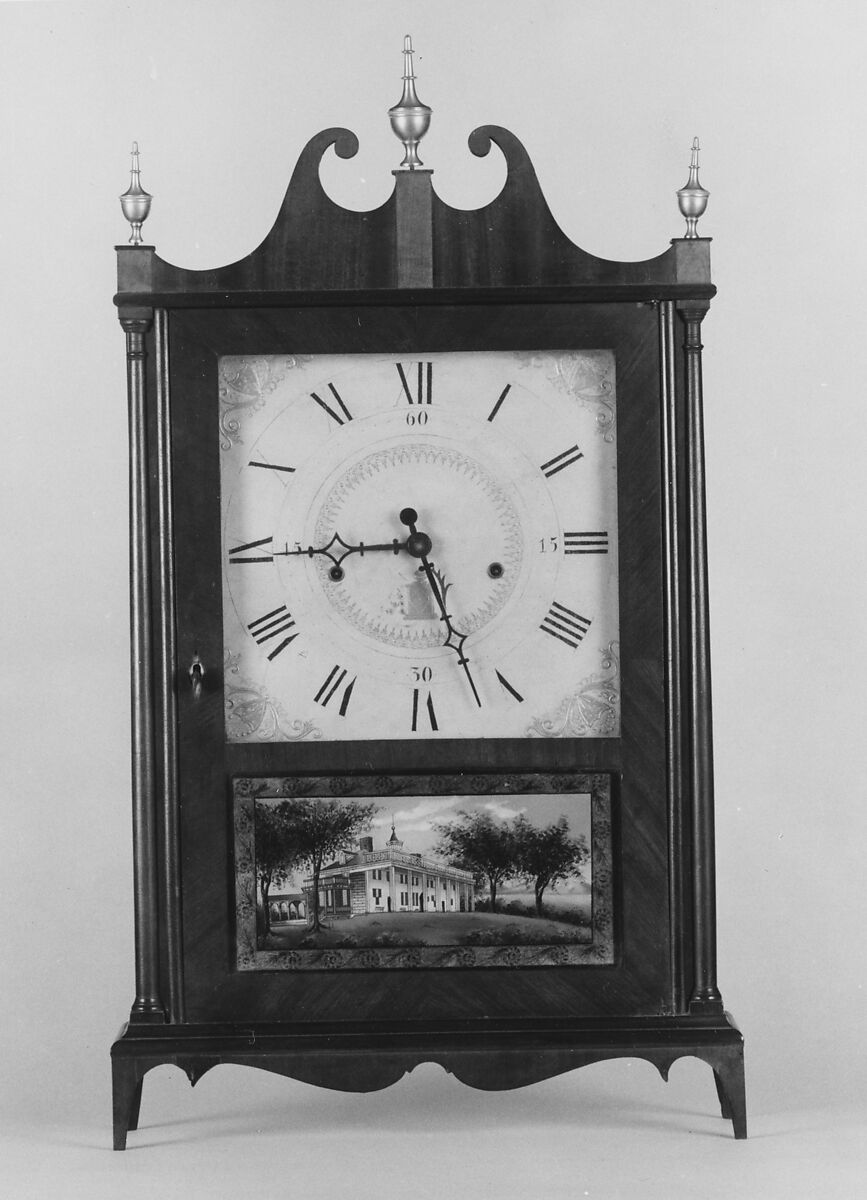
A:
[168,299,670,1028]
[111,125,745,1147]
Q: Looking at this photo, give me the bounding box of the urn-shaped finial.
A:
[388,35,432,170]
[119,142,152,245]
[676,137,709,238]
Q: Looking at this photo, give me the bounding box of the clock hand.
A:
[273,531,408,580]
[399,507,482,708]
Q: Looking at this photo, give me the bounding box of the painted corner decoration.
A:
[234,774,614,970]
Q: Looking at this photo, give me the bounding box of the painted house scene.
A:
[247,789,598,955]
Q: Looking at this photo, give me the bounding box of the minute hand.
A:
[399,507,482,708]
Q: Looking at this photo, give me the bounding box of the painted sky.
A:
[369,793,592,857]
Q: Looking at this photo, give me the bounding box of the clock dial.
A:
[220,351,619,741]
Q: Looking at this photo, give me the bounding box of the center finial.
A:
[388,35,432,170]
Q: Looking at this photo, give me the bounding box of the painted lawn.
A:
[263,908,592,950]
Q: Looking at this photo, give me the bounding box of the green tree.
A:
[277,798,378,932]
[434,810,519,912]
[255,802,301,938]
[514,815,588,916]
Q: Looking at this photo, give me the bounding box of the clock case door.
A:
[161,297,678,1024]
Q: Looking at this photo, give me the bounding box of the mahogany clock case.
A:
[111,125,744,1145]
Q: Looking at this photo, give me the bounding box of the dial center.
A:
[311,442,524,650]
[406,530,433,559]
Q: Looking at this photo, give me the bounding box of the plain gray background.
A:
[2,1,865,1195]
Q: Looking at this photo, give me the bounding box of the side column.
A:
[678,299,723,1015]
[658,300,687,1010]
[121,307,165,1024]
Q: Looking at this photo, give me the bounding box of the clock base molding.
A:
[110,1014,746,1149]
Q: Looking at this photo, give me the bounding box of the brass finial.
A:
[119,142,152,245]
[676,137,709,238]
[388,35,432,170]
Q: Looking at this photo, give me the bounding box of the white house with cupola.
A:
[303,824,475,923]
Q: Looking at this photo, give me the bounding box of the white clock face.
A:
[219,351,620,742]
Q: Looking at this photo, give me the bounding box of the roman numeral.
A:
[411,688,438,732]
[495,670,524,703]
[311,383,353,425]
[540,445,584,478]
[487,383,511,422]
[248,460,295,474]
[397,361,433,404]
[247,605,298,659]
[540,602,591,649]
[564,531,609,554]
[229,536,273,564]
[314,664,356,716]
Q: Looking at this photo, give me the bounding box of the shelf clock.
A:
[111,38,746,1147]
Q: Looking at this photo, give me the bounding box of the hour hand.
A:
[273,531,406,580]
